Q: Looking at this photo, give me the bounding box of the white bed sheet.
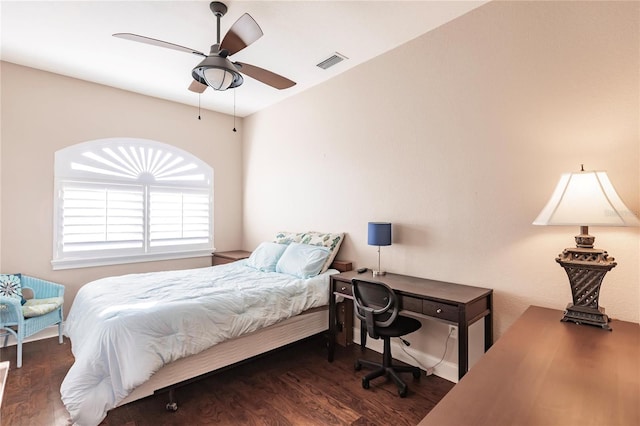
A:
[61,261,332,426]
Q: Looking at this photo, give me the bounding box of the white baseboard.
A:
[353,328,459,384]
[0,324,62,347]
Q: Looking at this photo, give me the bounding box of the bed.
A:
[61,231,346,426]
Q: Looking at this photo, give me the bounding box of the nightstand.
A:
[212,250,252,266]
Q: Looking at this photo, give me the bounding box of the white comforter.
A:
[61,261,332,426]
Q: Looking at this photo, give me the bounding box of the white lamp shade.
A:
[533,170,640,226]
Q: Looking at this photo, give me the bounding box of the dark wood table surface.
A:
[418,305,640,426]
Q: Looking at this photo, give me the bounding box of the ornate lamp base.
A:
[556,230,616,331]
[561,304,610,330]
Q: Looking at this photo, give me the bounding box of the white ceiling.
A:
[1,1,486,117]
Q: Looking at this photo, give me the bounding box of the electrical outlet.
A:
[449,325,458,339]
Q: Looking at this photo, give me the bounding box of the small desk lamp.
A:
[533,166,639,330]
[368,222,392,276]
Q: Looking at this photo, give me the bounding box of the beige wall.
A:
[0,0,638,381]
[242,0,640,367]
[0,62,244,310]
[0,64,3,268]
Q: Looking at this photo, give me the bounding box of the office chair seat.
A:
[352,278,422,397]
[373,315,422,338]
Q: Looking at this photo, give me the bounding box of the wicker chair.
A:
[0,276,64,368]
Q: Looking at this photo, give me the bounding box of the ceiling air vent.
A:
[316,52,348,70]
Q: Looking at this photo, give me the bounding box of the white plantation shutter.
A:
[61,183,144,252]
[149,188,211,247]
[52,138,213,269]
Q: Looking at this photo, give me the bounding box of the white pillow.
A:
[299,231,344,273]
[245,242,288,272]
[274,231,344,273]
[275,242,330,278]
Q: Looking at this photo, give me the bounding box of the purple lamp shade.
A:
[368,222,392,246]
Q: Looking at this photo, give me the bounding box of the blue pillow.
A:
[0,273,25,305]
[275,243,330,278]
[245,242,288,272]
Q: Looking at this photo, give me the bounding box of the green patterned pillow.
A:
[274,231,305,245]
[0,273,25,305]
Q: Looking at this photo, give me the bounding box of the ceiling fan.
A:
[113,1,296,93]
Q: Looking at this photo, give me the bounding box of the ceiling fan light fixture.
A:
[192,55,243,91]
[204,67,234,90]
[118,2,294,94]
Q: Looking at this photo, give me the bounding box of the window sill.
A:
[51,249,215,270]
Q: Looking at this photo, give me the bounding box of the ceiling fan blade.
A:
[235,62,296,90]
[113,33,206,57]
[220,13,263,56]
[188,80,208,93]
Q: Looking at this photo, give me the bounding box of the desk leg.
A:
[328,290,336,362]
[484,315,493,351]
[458,317,469,380]
[484,294,494,352]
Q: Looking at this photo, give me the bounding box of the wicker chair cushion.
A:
[22,297,64,318]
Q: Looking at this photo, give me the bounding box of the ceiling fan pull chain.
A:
[233,89,237,132]
[198,93,202,120]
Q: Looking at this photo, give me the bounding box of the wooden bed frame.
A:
[117,260,352,411]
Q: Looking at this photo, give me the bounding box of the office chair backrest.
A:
[352,279,399,339]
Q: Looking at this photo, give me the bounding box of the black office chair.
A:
[352,278,422,397]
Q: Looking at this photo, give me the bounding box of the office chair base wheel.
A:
[398,386,407,398]
[166,402,178,412]
[362,378,370,389]
[354,361,362,371]
[412,370,421,379]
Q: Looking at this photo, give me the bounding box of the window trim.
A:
[52,138,214,270]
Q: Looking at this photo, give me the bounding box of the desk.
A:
[418,306,640,426]
[0,361,8,424]
[328,270,493,380]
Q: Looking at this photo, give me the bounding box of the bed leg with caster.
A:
[166,388,178,412]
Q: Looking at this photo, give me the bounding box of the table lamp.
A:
[368,222,392,276]
[533,166,639,330]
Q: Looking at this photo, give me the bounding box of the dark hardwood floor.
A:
[1,335,454,425]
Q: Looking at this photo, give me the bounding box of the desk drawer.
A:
[423,300,458,322]
[402,296,422,313]
[334,282,352,296]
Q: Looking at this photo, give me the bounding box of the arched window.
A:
[52,138,213,270]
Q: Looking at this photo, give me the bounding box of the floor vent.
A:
[316,52,348,70]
